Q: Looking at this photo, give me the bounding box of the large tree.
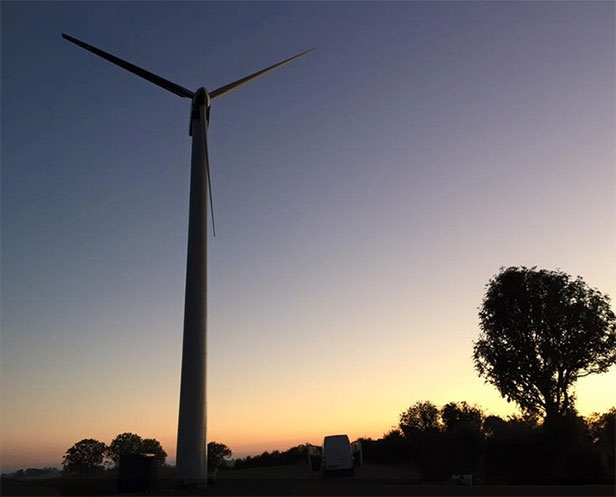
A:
[107,432,167,467]
[473,267,616,420]
[62,439,107,474]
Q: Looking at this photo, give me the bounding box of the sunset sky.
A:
[2,1,614,472]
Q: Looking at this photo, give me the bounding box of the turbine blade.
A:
[199,104,216,237]
[61,33,194,99]
[209,48,315,100]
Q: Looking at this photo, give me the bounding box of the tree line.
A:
[233,267,616,483]
[360,401,615,484]
[227,403,614,484]
[61,433,167,474]
[59,266,615,484]
[233,444,307,469]
[61,434,232,475]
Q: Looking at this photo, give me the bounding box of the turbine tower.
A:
[61,33,313,485]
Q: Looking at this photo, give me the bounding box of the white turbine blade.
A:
[199,104,216,237]
[209,48,315,100]
[61,33,195,99]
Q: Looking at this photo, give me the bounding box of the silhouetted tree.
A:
[12,468,59,479]
[473,267,616,421]
[398,402,446,479]
[587,407,615,449]
[482,415,507,438]
[207,442,232,472]
[399,401,441,436]
[534,411,608,484]
[106,433,167,467]
[140,438,167,467]
[108,433,143,466]
[440,402,485,474]
[483,415,540,483]
[587,408,615,481]
[441,402,483,432]
[62,439,107,474]
[233,444,312,469]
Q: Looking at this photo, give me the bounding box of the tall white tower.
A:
[176,91,210,484]
[61,33,313,488]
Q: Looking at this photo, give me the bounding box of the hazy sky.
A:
[2,1,614,471]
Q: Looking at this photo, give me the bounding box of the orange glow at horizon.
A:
[2,364,614,470]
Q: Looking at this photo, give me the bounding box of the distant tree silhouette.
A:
[108,433,143,466]
[62,439,107,474]
[10,467,59,479]
[440,402,485,475]
[107,432,167,467]
[587,407,615,481]
[482,414,507,438]
[399,401,441,436]
[587,407,615,448]
[359,430,410,465]
[536,412,605,484]
[207,442,232,472]
[441,402,483,432]
[140,438,167,467]
[233,444,311,469]
[473,267,616,421]
[483,415,540,483]
[398,402,446,479]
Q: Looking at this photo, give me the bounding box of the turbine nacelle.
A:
[190,87,211,132]
[193,87,211,110]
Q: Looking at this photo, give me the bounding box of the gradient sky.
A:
[1,1,615,472]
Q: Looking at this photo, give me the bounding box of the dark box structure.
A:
[118,453,157,493]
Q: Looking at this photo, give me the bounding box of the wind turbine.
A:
[61,33,314,485]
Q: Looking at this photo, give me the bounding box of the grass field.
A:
[2,464,614,496]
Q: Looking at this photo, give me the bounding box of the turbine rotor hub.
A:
[193,87,211,108]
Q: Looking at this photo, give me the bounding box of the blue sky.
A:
[2,1,614,470]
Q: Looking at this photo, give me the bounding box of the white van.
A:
[322,434,354,477]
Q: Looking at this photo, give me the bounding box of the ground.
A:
[1,464,614,496]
